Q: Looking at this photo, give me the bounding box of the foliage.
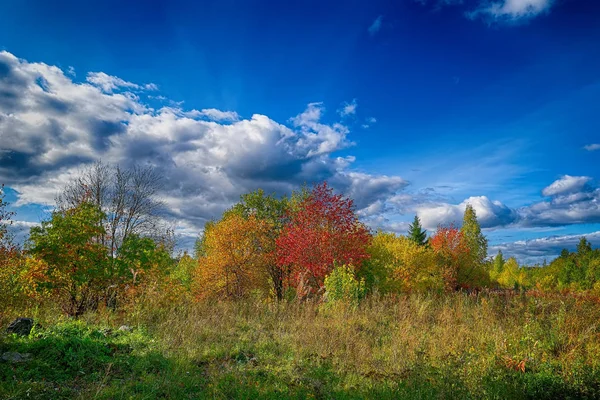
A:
[361,232,442,293]
[323,264,366,307]
[407,215,428,246]
[26,201,110,316]
[430,225,470,290]
[170,251,196,289]
[276,182,371,295]
[496,257,528,289]
[0,185,25,309]
[116,234,173,285]
[228,189,290,299]
[194,213,274,299]
[461,204,488,268]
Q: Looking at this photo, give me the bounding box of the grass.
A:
[1,293,600,399]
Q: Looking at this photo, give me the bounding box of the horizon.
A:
[0,0,599,264]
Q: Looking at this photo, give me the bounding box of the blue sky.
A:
[0,0,599,262]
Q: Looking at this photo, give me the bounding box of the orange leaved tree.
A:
[194,213,274,300]
[429,225,470,291]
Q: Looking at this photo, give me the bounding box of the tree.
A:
[194,213,273,300]
[497,257,524,289]
[493,251,505,274]
[461,204,488,267]
[362,232,441,294]
[0,185,23,307]
[228,189,290,299]
[27,201,110,316]
[408,215,428,246]
[276,182,371,294]
[430,225,472,290]
[57,162,166,261]
[116,234,172,285]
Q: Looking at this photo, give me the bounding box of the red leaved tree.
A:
[429,224,471,291]
[276,182,371,295]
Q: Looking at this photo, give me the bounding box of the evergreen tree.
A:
[408,215,428,246]
[461,204,488,267]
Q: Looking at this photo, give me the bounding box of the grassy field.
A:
[2,293,600,399]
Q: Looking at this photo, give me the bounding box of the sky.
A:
[0,0,599,263]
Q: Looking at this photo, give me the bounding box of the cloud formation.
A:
[0,51,408,242]
[541,175,591,197]
[491,231,600,264]
[338,99,357,117]
[584,144,600,151]
[414,175,600,230]
[416,195,517,230]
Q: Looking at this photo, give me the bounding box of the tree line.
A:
[1,162,600,316]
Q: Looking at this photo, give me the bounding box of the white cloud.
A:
[468,0,554,21]
[491,231,600,265]
[416,195,517,230]
[542,175,591,197]
[368,16,383,36]
[338,99,357,117]
[417,0,555,22]
[584,144,600,151]
[185,108,240,122]
[86,71,157,93]
[0,51,408,242]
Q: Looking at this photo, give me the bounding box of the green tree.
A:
[408,215,428,246]
[461,204,488,267]
[491,250,505,283]
[116,234,172,285]
[227,189,291,299]
[27,201,109,316]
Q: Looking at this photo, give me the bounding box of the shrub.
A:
[323,264,366,307]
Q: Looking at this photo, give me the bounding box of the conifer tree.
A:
[408,215,428,246]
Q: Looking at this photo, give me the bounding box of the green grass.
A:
[2,293,600,399]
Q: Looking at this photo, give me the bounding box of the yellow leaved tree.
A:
[193,213,274,300]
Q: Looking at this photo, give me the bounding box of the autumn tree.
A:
[461,204,488,267]
[497,257,526,289]
[276,182,371,294]
[362,232,441,294]
[0,185,23,307]
[27,201,110,316]
[194,213,273,300]
[430,225,471,290]
[408,215,428,246]
[228,189,290,299]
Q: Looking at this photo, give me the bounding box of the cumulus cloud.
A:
[542,175,592,197]
[584,144,600,151]
[368,16,383,36]
[414,175,600,231]
[0,51,408,240]
[416,195,517,230]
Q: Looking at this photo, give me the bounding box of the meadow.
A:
[2,292,600,399]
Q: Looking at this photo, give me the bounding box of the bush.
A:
[323,264,366,307]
